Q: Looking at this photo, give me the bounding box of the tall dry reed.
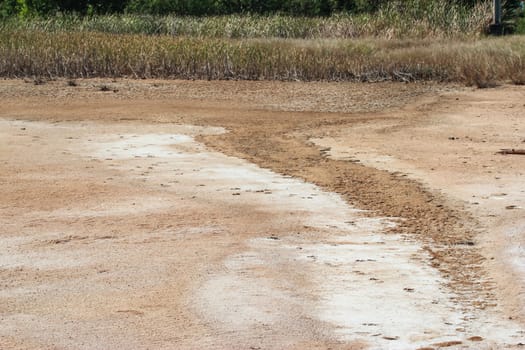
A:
[1,29,524,87]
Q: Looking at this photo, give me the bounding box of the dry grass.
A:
[0,29,524,86]
[1,1,519,87]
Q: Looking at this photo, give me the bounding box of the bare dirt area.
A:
[0,79,524,349]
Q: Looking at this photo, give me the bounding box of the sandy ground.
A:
[0,79,524,349]
[310,87,525,323]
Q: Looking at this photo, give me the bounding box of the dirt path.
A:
[1,79,524,349]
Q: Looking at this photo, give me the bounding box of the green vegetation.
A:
[0,5,491,40]
[0,0,495,17]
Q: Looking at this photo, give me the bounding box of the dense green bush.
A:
[124,0,339,16]
[0,0,500,18]
[0,0,127,17]
[123,0,488,16]
[502,0,524,32]
[0,0,17,18]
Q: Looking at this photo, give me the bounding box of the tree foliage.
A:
[0,0,520,19]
